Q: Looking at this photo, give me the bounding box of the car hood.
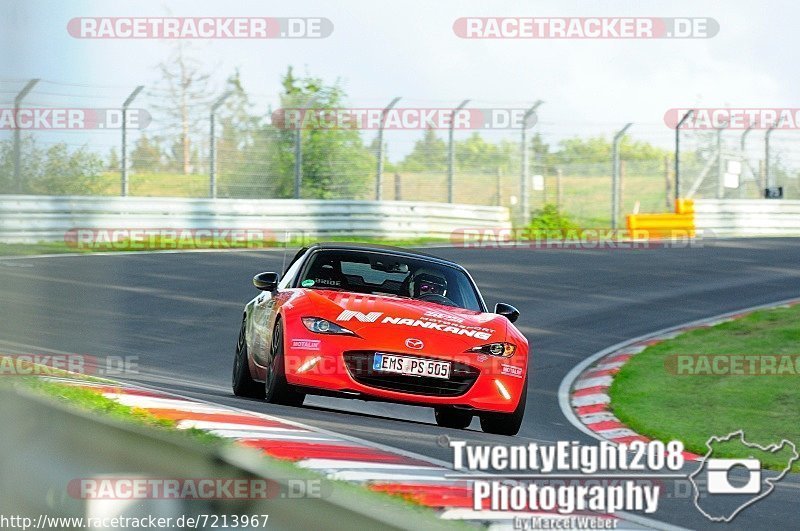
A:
[290,289,510,351]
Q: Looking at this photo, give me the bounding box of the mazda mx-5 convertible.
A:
[232,243,529,435]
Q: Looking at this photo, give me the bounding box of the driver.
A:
[409,268,448,299]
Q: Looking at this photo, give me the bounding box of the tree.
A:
[215,70,264,196]
[556,135,669,165]
[152,43,211,175]
[30,144,104,194]
[273,66,375,199]
[530,132,557,173]
[131,134,163,173]
[0,137,103,194]
[456,133,505,174]
[557,136,612,165]
[215,67,377,199]
[107,147,120,172]
[554,135,670,176]
[0,135,42,193]
[398,128,447,172]
[368,135,396,173]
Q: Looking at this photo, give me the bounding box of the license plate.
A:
[373,353,451,379]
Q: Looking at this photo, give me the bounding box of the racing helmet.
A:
[409,268,448,298]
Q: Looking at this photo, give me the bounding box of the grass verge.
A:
[1,366,461,527]
[19,377,223,445]
[609,304,800,471]
[0,236,451,257]
[0,242,96,256]
[87,170,671,227]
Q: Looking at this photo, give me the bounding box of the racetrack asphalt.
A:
[2,238,800,530]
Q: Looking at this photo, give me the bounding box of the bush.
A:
[528,204,578,233]
[0,137,104,195]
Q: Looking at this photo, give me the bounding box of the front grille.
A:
[343,351,479,397]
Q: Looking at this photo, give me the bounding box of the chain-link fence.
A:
[677,125,800,201]
[2,78,799,228]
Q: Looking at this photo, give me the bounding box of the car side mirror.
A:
[253,272,280,291]
[494,302,520,323]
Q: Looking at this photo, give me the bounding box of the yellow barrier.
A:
[626,199,695,238]
[675,198,694,214]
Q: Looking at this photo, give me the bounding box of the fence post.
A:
[620,160,626,215]
[293,97,316,199]
[674,110,693,202]
[765,121,781,192]
[496,167,502,206]
[556,167,563,211]
[740,124,754,198]
[612,122,632,230]
[716,122,728,199]
[293,127,302,198]
[376,97,400,200]
[447,99,470,203]
[520,100,543,225]
[209,91,232,199]
[121,85,144,197]
[394,172,401,200]
[664,156,672,210]
[13,79,39,194]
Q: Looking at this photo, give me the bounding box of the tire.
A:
[479,376,527,436]
[232,317,265,399]
[434,407,473,429]
[265,319,305,407]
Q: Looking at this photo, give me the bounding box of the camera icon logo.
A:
[689,430,798,522]
[706,458,761,494]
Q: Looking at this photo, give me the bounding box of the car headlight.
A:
[301,317,356,335]
[467,342,516,358]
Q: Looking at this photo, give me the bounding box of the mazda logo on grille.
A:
[405,338,424,350]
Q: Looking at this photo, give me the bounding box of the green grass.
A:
[0,236,451,256]
[4,368,465,527]
[0,242,98,256]
[19,377,222,445]
[0,356,216,443]
[91,172,211,197]
[87,170,670,228]
[610,304,800,470]
[371,170,669,227]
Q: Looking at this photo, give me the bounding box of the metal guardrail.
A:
[0,195,512,243]
[694,199,800,236]
[0,385,456,530]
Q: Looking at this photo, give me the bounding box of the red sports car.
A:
[232,243,529,435]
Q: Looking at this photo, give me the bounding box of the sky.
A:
[2,0,798,160]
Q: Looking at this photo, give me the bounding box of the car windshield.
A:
[298,249,483,312]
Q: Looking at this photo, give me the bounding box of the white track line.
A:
[174,420,302,432]
[297,459,438,471]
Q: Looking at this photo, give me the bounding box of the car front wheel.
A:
[264,319,305,407]
[232,316,265,399]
